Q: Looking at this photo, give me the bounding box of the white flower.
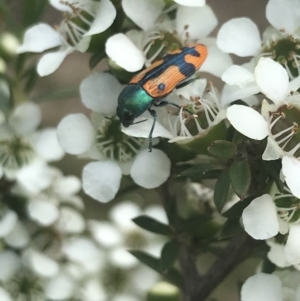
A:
[226,58,300,197]
[106,2,232,77]
[57,72,172,203]
[18,0,116,76]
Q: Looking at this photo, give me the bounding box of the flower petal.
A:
[18,23,61,53]
[28,200,59,226]
[0,209,17,237]
[226,105,268,140]
[82,161,122,203]
[241,273,282,301]
[130,149,171,189]
[122,0,164,31]
[217,18,261,57]
[285,224,300,265]
[222,65,254,88]
[0,251,21,281]
[254,57,289,104]
[4,221,30,248]
[9,102,41,135]
[262,137,283,161]
[57,114,96,155]
[109,247,138,268]
[57,207,85,234]
[242,194,279,239]
[266,0,300,34]
[52,176,81,197]
[37,47,73,76]
[201,46,233,77]
[24,249,59,277]
[267,240,291,268]
[85,0,116,35]
[282,156,300,199]
[31,128,65,161]
[106,34,145,72]
[80,72,121,115]
[176,5,217,40]
[45,273,75,300]
[221,82,260,106]
[173,0,205,7]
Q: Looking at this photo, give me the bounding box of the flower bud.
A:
[0,32,20,59]
[147,282,181,301]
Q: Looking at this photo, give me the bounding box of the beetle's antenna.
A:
[133,119,148,125]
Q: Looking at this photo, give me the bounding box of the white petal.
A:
[173,0,205,7]
[217,18,261,56]
[201,46,233,77]
[45,273,75,300]
[5,221,30,248]
[31,128,64,161]
[85,0,116,35]
[56,207,85,233]
[28,200,59,226]
[57,114,96,155]
[122,117,173,139]
[17,161,57,194]
[122,0,164,31]
[242,194,279,240]
[37,47,73,76]
[176,5,217,40]
[221,82,260,106]
[222,65,254,88]
[18,23,61,53]
[9,102,41,135]
[285,224,300,265]
[266,0,300,34]
[109,247,137,268]
[144,205,168,224]
[267,240,291,268]
[0,251,21,281]
[0,210,17,237]
[80,72,121,115]
[0,288,12,301]
[88,221,122,247]
[49,0,72,10]
[226,105,268,140]
[25,249,59,277]
[262,137,283,161]
[254,57,289,104]
[82,279,107,301]
[241,273,282,301]
[106,34,144,72]
[109,201,141,231]
[282,156,300,199]
[52,175,81,197]
[82,161,122,203]
[131,149,171,189]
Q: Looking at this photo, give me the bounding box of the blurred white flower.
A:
[18,0,116,76]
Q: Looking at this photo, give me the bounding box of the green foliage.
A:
[214,169,230,212]
[160,241,180,272]
[208,140,236,160]
[132,215,171,236]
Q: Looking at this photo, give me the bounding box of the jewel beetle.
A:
[117,44,208,151]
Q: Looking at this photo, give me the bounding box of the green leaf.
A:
[23,0,48,27]
[181,120,228,154]
[208,140,236,160]
[222,196,253,219]
[214,169,230,213]
[160,241,179,272]
[132,215,171,236]
[129,250,183,287]
[262,160,283,191]
[229,159,251,199]
[219,218,243,239]
[89,52,106,69]
[178,163,225,181]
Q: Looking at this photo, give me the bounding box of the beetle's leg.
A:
[153,101,193,117]
[147,108,157,152]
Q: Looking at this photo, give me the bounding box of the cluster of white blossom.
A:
[12,0,300,300]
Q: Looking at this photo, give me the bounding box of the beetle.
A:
[117,44,208,151]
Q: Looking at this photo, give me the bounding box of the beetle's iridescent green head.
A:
[117,84,153,127]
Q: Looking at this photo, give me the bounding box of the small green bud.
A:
[0,32,20,59]
[147,282,181,301]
